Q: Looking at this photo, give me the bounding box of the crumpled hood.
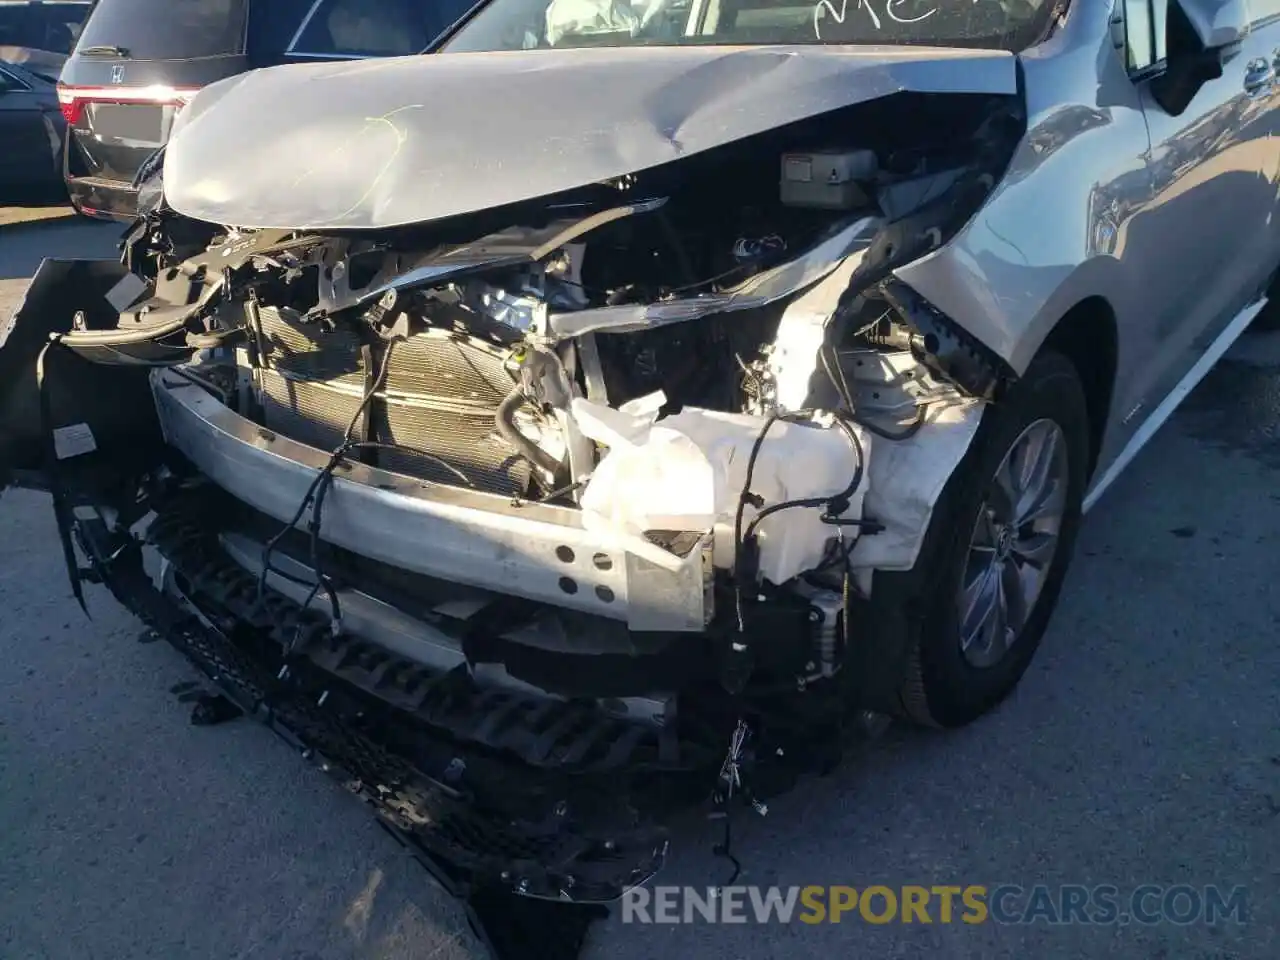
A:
[164,45,1017,231]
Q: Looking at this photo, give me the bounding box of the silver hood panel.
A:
[163,46,1017,231]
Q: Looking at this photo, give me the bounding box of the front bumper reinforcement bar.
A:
[152,371,711,632]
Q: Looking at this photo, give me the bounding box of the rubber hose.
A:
[495,387,562,478]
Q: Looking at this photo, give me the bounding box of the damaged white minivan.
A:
[0,0,1273,938]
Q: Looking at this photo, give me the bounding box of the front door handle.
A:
[1244,56,1275,97]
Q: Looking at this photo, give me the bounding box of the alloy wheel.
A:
[957,418,1069,668]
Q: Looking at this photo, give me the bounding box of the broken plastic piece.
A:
[575,401,871,585]
[881,278,1010,399]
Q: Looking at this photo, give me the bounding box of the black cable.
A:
[258,564,320,589]
[495,386,562,478]
[654,208,699,288]
[530,243,766,304]
[732,410,797,632]
[302,465,345,642]
[335,441,475,487]
[743,415,865,542]
[292,341,401,648]
[664,260,757,296]
[167,365,232,403]
[813,529,859,575]
[254,347,488,638]
[712,811,742,887]
[731,409,874,632]
[257,341,396,639]
[255,463,332,607]
[819,341,928,441]
[650,238,786,301]
[747,278,944,590]
[263,342,491,656]
[841,561,854,692]
[510,478,586,507]
[820,340,856,410]
[856,404,926,441]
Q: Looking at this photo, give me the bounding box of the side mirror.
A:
[1150,0,1244,115]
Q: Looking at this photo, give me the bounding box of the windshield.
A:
[292,0,447,56]
[0,2,88,53]
[439,0,1049,53]
[75,0,247,59]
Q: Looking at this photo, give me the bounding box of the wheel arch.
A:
[1035,295,1118,480]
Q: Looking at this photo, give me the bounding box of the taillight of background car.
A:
[56,82,197,123]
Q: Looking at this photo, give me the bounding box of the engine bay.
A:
[119,91,1017,503]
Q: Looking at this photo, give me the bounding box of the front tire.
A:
[867,350,1090,729]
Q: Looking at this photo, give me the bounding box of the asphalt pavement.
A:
[1,218,1277,960]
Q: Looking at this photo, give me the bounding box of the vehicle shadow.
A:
[0,184,68,205]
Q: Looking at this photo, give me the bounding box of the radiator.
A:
[255,307,532,495]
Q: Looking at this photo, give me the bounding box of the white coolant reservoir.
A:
[573,398,871,585]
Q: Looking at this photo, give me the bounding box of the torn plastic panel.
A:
[0,259,167,490]
[572,397,873,586]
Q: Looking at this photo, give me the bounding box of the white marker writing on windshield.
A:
[813,0,939,38]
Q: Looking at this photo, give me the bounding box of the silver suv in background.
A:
[0,0,1272,938]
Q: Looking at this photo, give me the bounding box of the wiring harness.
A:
[254,336,480,656]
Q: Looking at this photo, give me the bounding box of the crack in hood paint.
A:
[164,46,1017,231]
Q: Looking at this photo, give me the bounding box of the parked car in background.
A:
[59,0,477,220]
[0,60,64,200]
[0,0,88,79]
